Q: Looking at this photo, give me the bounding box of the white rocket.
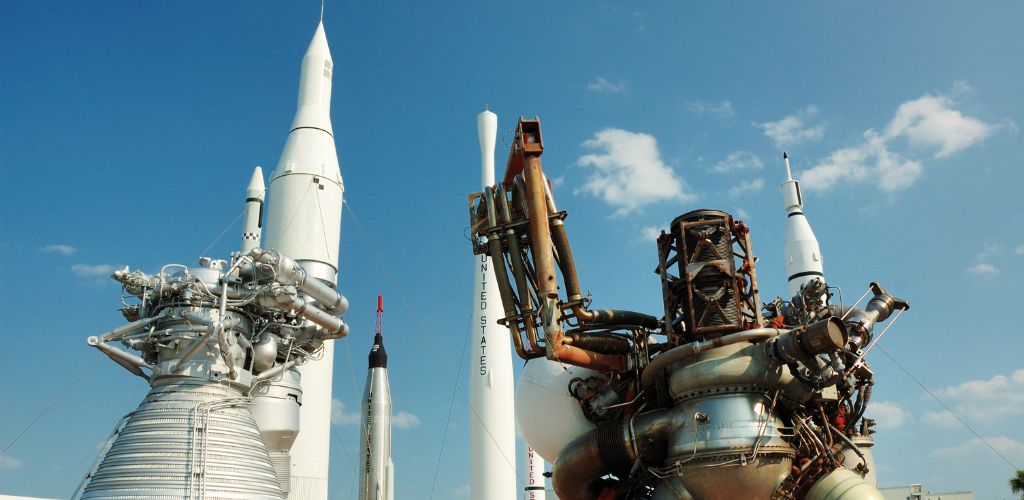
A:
[358,295,394,500]
[524,445,546,500]
[241,166,265,254]
[470,109,517,500]
[261,20,344,499]
[781,152,825,300]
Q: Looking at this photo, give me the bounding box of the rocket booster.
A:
[263,21,344,283]
[261,21,343,498]
[524,445,546,500]
[241,166,265,254]
[470,109,517,500]
[781,152,825,299]
[359,295,393,500]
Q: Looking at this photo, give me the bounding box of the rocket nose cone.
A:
[306,21,332,61]
[247,166,265,199]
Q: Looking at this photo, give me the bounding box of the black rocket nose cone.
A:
[368,332,387,369]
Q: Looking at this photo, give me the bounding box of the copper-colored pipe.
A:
[497,185,541,351]
[482,186,538,359]
[523,147,627,372]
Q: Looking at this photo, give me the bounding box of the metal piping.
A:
[551,409,671,500]
[641,328,787,389]
[87,337,152,380]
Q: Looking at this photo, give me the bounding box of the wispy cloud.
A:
[331,399,360,426]
[801,86,997,192]
[933,436,1024,460]
[710,151,763,174]
[641,226,662,241]
[966,262,999,277]
[686,100,734,119]
[0,454,23,469]
[42,244,77,255]
[867,401,911,429]
[449,483,470,498]
[966,243,1004,278]
[393,410,421,429]
[924,369,1024,424]
[575,128,696,216]
[71,264,118,278]
[586,76,626,93]
[1015,244,1024,256]
[755,105,827,148]
[727,178,764,199]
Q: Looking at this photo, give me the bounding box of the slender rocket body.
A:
[242,166,265,254]
[359,296,393,500]
[261,21,343,499]
[524,445,546,500]
[781,152,825,299]
[470,110,518,500]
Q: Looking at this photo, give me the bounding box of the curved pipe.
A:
[641,328,786,389]
[552,409,671,500]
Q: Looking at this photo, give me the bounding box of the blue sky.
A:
[2,1,1023,499]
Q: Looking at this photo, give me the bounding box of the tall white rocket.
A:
[471,110,517,499]
[781,152,825,299]
[262,21,344,499]
[524,444,546,500]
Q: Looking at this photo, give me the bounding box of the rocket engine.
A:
[467,118,909,500]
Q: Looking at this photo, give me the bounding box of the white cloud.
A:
[449,483,470,498]
[966,262,999,277]
[586,77,626,93]
[71,264,118,278]
[921,410,960,428]
[575,128,696,215]
[728,178,765,199]
[735,207,750,219]
[885,94,993,158]
[0,454,22,469]
[933,436,1024,460]
[686,100,734,119]
[1015,244,1024,256]
[710,151,764,173]
[331,398,360,426]
[867,401,911,429]
[755,106,827,147]
[927,369,1024,423]
[801,86,996,192]
[641,226,662,241]
[42,244,76,255]
[393,410,421,429]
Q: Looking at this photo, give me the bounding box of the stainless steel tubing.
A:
[641,328,786,389]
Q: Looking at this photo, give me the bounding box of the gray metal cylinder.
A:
[81,380,285,499]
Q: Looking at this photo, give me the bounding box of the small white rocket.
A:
[241,166,265,254]
[261,20,344,499]
[470,109,517,500]
[524,445,546,500]
[781,152,825,300]
[358,296,394,500]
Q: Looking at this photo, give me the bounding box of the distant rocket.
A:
[359,295,393,500]
[470,109,517,500]
[260,20,344,498]
[781,152,825,299]
[241,166,265,254]
[524,444,546,500]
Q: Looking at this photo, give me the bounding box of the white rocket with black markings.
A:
[470,110,517,500]
[261,20,344,498]
[358,295,393,500]
[781,152,826,299]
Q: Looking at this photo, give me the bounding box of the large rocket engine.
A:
[467,118,909,500]
[80,247,349,499]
